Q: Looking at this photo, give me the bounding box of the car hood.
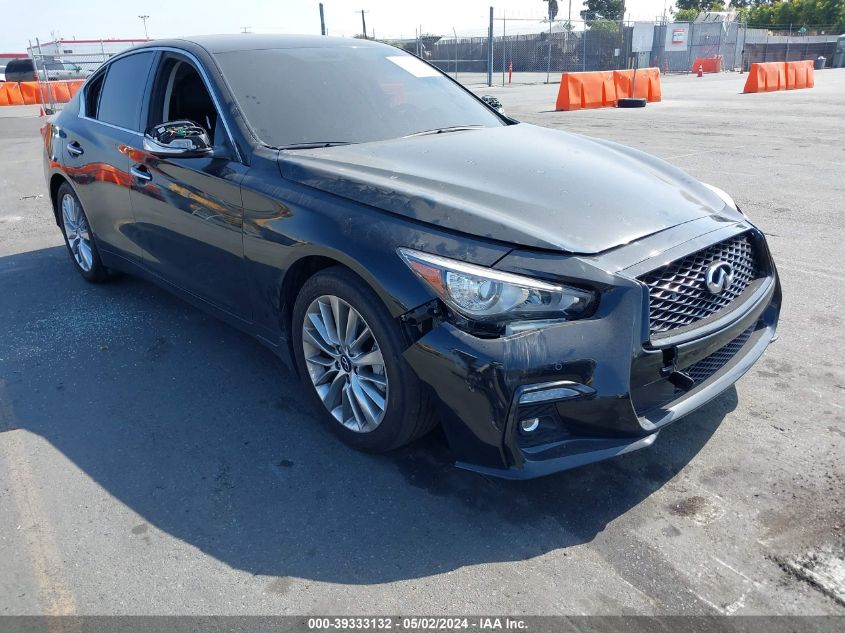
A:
[277,123,740,254]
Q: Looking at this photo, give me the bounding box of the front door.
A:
[128,53,249,319]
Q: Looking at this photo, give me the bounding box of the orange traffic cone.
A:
[697,65,703,78]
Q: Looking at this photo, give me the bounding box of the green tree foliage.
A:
[674,8,700,21]
[741,0,845,30]
[580,0,624,22]
[589,18,621,32]
[674,0,725,12]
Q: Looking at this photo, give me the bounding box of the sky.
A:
[0,0,676,53]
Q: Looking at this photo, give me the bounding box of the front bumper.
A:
[402,222,781,479]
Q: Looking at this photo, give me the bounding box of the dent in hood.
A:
[278,124,742,254]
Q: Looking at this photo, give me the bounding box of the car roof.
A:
[136,34,393,54]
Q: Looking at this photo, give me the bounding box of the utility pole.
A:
[319,3,326,36]
[240,26,252,34]
[357,9,370,39]
[138,15,150,40]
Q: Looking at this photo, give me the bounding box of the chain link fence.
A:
[380,12,842,87]
[25,38,148,113]
[28,50,109,113]
[21,16,841,109]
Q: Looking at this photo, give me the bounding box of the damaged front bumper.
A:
[402,223,782,479]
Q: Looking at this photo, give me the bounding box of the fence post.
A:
[785,24,791,61]
[35,37,56,115]
[453,27,458,81]
[29,39,47,110]
[502,13,506,86]
[583,22,587,71]
[487,7,493,87]
[546,18,553,83]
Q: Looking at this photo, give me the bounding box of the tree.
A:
[590,18,621,32]
[674,0,725,11]
[741,0,845,31]
[580,0,624,22]
[672,0,726,21]
[674,8,700,21]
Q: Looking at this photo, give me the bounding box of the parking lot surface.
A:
[1,71,843,616]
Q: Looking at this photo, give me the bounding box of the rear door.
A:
[127,52,249,319]
[60,51,157,264]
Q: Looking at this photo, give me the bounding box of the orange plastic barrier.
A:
[555,71,617,111]
[743,62,786,92]
[2,82,25,105]
[744,61,814,93]
[691,56,722,73]
[613,68,661,102]
[0,80,89,106]
[50,81,72,103]
[804,59,815,88]
[785,61,810,89]
[19,81,43,105]
[67,80,85,98]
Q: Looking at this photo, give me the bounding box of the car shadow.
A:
[0,246,736,584]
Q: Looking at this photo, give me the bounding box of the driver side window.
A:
[149,57,221,146]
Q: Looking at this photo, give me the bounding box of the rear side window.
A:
[96,52,155,131]
[84,72,105,117]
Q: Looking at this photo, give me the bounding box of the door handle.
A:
[66,142,83,157]
[130,164,152,183]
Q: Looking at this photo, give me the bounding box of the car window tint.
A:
[97,52,155,131]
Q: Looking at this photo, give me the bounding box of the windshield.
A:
[214,45,504,148]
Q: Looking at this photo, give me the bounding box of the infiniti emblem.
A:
[704,261,734,295]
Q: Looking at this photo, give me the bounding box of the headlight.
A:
[702,183,739,212]
[398,248,596,324]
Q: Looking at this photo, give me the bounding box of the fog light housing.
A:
[519,417,540,434]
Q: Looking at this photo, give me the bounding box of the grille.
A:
[640,233,759,336]
[683,326,755,385]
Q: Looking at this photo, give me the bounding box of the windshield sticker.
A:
[386,56,441,78]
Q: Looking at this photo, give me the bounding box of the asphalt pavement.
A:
[0,70,843,615]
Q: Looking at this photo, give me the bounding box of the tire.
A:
[618,97,647,108]
[292,267,438,453]
[56,182,110,283]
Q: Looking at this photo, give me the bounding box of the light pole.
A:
[138,15,150,40]
[357,9,369,39]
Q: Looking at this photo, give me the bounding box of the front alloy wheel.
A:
[302,295,389,433]
[291,267,438,453]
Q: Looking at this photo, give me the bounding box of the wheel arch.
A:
[49,173,71,226]
[277,247,434,370]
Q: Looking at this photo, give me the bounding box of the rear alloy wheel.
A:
[57,183,109,282]
[292,267,438,452]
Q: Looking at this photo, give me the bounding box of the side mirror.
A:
[143,120,213,158]
[480,95,505,115]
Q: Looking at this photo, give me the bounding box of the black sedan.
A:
[42,35,780,478]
